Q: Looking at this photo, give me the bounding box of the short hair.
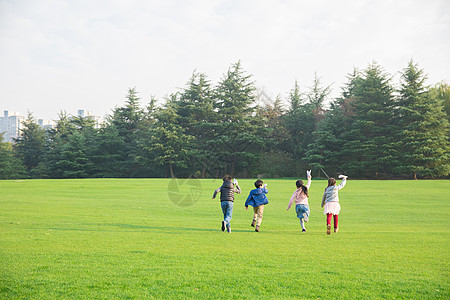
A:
[254,179,264,188]
[223,175,232,181]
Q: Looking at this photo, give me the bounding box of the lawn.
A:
[0,178,448,299]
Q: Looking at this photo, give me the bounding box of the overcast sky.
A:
[1,0,449,120]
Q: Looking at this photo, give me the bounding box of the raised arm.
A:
[336,178,347,190]
[306,176,312,189]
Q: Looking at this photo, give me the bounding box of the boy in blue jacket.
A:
[245,179,269,232]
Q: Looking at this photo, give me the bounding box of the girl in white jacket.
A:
[321,175,347,235]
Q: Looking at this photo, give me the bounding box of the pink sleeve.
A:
[287,191,296,210]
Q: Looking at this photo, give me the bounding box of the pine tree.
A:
[176,72,216,178]
[144,97,194,178]
[14,113,46,177]
[109,88,145,176]
[395,61,450,178]
[213,61,263,177]
[0,133,26,179]
[342,62,397,177]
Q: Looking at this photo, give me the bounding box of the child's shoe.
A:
[302,213,309,222]
[251,219,256,227]
[255,225,260,232]
[227,226,231,233]
[221,221,226,232]
[334,227,339,233]
[326,224,331,235]
[302,229,306,233]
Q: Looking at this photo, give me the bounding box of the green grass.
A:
[1,178,449,299]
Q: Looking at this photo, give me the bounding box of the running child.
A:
[212,175,241,233]
[245,179,269,232]
[287,170,312,232]
[321,175,348,235]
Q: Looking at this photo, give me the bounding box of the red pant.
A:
[326,213,338,228]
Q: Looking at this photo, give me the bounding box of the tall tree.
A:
[279,81,316,170]
[342,62,397,177]
[144,97,193,178]
[288,80,304,112]
[175,72,216,177]
[213,61,264,177]
[307,72,332,114]
[109,88,145,176]
[92,125,128,177]
[429,81,450,124]
[0,133,26,179]
[14,113,46,177]
[395,61,450,178]
[43,113,96,178]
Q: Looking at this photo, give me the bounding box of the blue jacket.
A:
[245,188,269,207]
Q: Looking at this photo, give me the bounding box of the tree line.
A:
[1,60,449,179]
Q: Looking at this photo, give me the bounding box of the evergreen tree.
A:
[342,62,397,177]
[303,100,351,177]
[253,92,294,177]
[429,81,450,124]
[0,134,26,179]
[144,97,194,178]
[176,71,216,177]
[307,72,332,114]
[279,81,316,171]
[53,132,91,178]
[92,125,128,177]
[395,61,450,178]
[14,113,46,177]
[109,88,145,176]
[213,61,264,177]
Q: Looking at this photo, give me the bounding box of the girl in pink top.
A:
[287,171,312,232]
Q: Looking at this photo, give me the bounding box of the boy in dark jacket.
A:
[212,175,241,233]
[245,179,269,232]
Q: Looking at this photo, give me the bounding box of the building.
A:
[38,118,56,130]
[76,109,105,128]
[0,110,25,143]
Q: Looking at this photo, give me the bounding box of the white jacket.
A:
[321,178,346,207]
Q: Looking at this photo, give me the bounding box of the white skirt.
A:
[323,202,341,215]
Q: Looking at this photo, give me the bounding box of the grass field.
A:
[1,178,449,299]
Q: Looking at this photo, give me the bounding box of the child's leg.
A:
[221,202,227,221]
[222,201,233,228]
[253,207,258,223]
[326,213,332,235]
[326,213,332,226]
[300,219,306,230]
[333,214,338,229]
[256,205,264,226]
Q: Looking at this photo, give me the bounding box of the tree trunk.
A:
[201,167,206,179]
[169,163,175,178]
[414,173,417,180]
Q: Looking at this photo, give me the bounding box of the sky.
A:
[1,0,449,120]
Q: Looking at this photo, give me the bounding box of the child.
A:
[245,179,269,232]
[321,175,348,235]
[287,170,312,232]
[212,175,241,233]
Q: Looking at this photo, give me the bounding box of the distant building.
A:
[0,109,104,143]
[38,119,56,130]
[0,110,25,143]
[76,109,105,129]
